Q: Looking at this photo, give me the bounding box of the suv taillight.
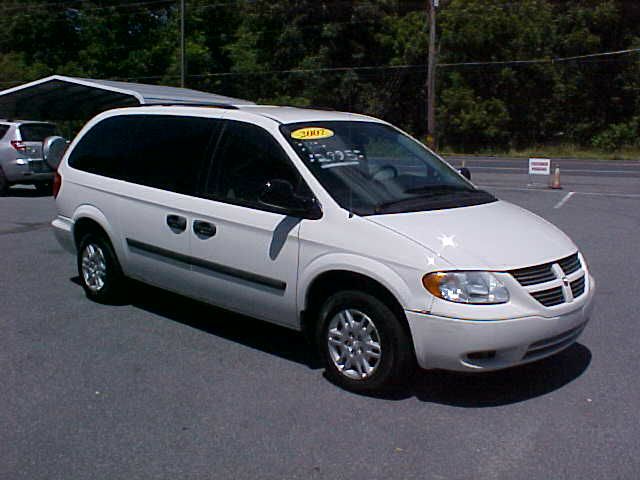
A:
[53,170,62,198]
[11,140,27,152]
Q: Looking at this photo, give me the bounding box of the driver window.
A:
[205,121,301,206]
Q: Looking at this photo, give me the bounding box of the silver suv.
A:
[0,120,59,195]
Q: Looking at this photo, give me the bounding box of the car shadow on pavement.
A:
[126,280,322,369]
[71,277,591,405]
[373,343,592,407]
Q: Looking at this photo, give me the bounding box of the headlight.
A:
[422,271,509,304]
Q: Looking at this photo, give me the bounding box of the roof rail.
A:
[138,102,239,110]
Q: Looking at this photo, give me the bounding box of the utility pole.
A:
[426,0,438,149]
[180,0,186,87]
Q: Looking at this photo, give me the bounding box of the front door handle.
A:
[166,214,187,233]
[193,220,217,239]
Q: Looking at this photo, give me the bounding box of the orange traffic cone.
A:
[550,166,562,189]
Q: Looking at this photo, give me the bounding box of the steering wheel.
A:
[372,165,398,182]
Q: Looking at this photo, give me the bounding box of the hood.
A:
[365,200,576,270]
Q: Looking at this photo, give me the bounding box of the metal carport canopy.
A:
[0,75,254,121]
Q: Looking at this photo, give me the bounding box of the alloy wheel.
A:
[81,243,107,292]
[327,308,382,380]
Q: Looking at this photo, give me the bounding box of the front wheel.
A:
[77,233,125,304]
[316,291,415,393]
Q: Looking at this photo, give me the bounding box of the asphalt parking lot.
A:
[2,159,639,479]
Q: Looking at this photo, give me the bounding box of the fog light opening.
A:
[467,350,496,361]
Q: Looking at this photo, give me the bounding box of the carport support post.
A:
[180,0,186,88]
[426,0,438,150]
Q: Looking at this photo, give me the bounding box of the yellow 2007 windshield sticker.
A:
[291,127,334,140]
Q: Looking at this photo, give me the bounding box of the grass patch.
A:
[439,144,640,161]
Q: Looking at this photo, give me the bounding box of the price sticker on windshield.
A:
[291,127,334,140]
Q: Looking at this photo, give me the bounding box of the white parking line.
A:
[554,192,575,209]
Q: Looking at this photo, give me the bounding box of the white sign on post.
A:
[529,158,551,176]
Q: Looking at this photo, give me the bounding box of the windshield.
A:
[19,123,58,142]
[281,121,496,215]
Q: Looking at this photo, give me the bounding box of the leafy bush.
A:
[591,121,639,151]
[440,77,511,152]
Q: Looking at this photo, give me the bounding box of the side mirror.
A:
[259,179,322,219]
[458,167,471,181]
[43,136,68,170]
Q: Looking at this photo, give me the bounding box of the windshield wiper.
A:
[405,184,474,195]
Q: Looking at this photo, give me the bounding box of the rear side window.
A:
[0,125,9,140]
[204,121,303,206]
[126,115,220,195]
[68,116,137,179]
[69,115,221,195]
[19,123,58,141]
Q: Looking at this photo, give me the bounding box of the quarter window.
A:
[68,116,137,179]
[0,125,9,140]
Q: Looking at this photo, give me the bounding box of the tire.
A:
[0,168,9,196]
[77,233,125,304]
[316,290,415,393]
[34,182,52,196]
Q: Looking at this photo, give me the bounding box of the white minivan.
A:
[50,104,595,392]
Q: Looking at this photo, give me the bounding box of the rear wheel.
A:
[317,290,415,393]
[0,168,9,196]
[77,233,125,303]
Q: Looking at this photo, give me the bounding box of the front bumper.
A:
[406,276,595,371]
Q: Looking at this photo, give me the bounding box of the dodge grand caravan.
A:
[51,105,595,392]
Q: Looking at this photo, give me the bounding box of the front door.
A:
[188,119,307,328]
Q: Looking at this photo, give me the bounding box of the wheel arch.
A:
[299,259,414,345]
[72,206,117,251]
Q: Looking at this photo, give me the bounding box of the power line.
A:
[139,49,640,78]
[0,0,176,13]
[1,47,638,87]
[439,48,640,68]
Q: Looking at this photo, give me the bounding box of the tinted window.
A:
[68,116,137,178]
[0,125,9,140]
[205,121,302,206]
[19,123,58,141]
[69,115,220,195]
[126,115,219,194]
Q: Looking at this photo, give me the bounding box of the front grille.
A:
[558,253,581,275]
[523,323,585,360]
[571,276,586,298]
[531,286,565,307]
[510,252,586,308]
[510,262,556,286]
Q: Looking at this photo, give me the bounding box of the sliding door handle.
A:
[193,220,217,239]
[166,214,187,233]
